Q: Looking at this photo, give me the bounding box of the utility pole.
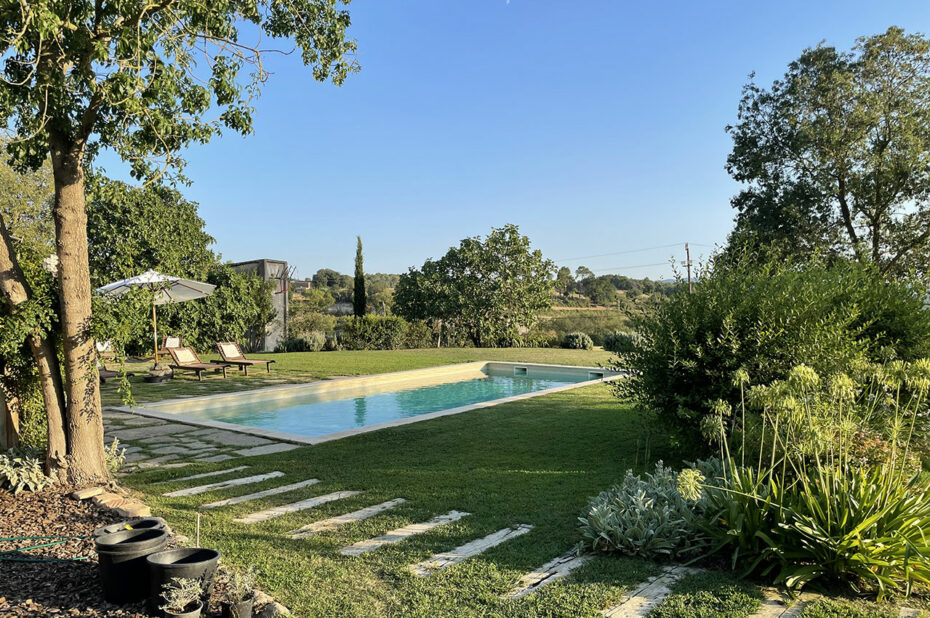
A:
[682,243,693,293]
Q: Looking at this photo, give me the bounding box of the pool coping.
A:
[115,361,625,447]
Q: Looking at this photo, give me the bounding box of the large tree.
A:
[394,224,554,347]
[727,27,930,275]
[0,1,357,482]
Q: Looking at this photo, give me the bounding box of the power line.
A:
[554,242,685,263]
[588,261,671,273]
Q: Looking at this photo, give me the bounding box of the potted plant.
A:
[160,577,203,618]
[220,568,257,618]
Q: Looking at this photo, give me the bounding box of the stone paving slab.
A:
[110,423,197,441]
[154,466,250,484]
[601,566,703,617]
[202,479,321,509]
[340,510,470,557]
[290,498,407,538]
[234,443,299,457]
[196,454,235,463]
[234,490,362,524]
[410,524,534,576]
[506,549,590,599]
[179,428,274,447]
[163,471,285,497]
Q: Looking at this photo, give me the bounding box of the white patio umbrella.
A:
[96,269,216,363]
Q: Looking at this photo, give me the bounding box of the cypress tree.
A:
[353,236,367,316]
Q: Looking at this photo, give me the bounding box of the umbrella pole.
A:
[153,302,158,365]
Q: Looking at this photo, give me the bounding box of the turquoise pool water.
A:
[179,370,586,438]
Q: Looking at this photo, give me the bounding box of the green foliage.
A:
[603,331,640,354]
[160,577,203,614]
[354,237,366,317]
[726,27,930,276]
[562,332,593,350]
[86,176,217,288]
[0,447,54,494]
[650,571,762,618]
[798,599,898,618]
[533,309,632,346]
[275,331,326,353]
[578,461,712,560]
[104,438,126,475]
[690,362,930,597]
[221,567,257,604]
[394,224,554,347]
[339,315,409,351]
[613,255,930,433]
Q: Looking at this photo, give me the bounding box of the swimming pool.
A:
[128,362,621,444]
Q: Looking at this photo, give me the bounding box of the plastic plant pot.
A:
[94,528,169,603]
[162,599,203,618]
[93,517,167,538]
[146,548,221,613]
[221,598,254,618]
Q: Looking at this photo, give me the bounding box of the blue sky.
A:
[100,1,930,280]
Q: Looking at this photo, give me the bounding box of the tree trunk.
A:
[0,378,19,450]
[49,140,108,484]
[0,216,68,472]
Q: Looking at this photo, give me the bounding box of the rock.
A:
[258,602,291,617]
[71,487,104,500]
[252,590,274,606]
[114,501,151,518]
[92,492,124,508]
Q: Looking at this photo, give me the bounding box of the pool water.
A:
[179,371,584,438]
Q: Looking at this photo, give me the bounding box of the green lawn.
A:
[125,383,680,617]
[101,347,614,406]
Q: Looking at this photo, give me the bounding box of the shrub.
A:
[403,320,434,349]
[578,461,716,560]
[0,448,54,494]
[614,256,930,435]
[160,577,203,614]
[339,315,409,350]
[104,438,126,475]
[562,332,593,350]
[684,362,930,597]
[274,336,311,352]
[603,331,641,354]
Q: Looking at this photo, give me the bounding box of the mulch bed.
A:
[0,486,228,617]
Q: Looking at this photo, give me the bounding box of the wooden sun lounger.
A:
[212,342,275,376]
[157,335,184,358]
[168,347,228,381]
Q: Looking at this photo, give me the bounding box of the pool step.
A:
[506,549,590,599]
[234,490,362,524]
[600,565,703,617]
[289,498,407,538]
[202,478,321,509]
[410,524,533,576]
[154,466,250,485]
[163,471,284,497]
[340,510,470,557]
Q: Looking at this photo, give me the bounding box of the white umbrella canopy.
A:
[96,269,216,362]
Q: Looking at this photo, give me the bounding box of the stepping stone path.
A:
[234,491,362,524]
[506,549,590,599]
[154,466,250,484]
[340,510,470,557]
[290,498,407,538]
[601,565,703,617]
[163,471,284,497]
[410,524,533,576]
[202,479,321,509]
[102,410,301,469]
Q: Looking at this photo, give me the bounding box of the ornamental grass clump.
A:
[681,361,930,598]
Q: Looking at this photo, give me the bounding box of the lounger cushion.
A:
[220,343,240,360]
[164,336,182,349]
[174,348,197,365]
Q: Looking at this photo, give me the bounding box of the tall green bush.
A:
[339,315,409,350]
[613,256,930,434]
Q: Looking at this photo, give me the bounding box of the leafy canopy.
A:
[0,0,358,176]
[394,224,554,347]
[727,27,930,276]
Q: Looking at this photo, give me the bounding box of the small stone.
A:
[71,486,104,500]
[92,492,124,507]
[252,590,273,606]
[115,501,151,518]
[259,602,291,617]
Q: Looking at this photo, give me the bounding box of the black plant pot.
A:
[147,548,220,613]
[93,517,168,538]
[221,598,253,618]
[145,373,172,383]
[163,599,203,618]
[95,528,169,604]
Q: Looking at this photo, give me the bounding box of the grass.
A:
[649,571,763,618]
[101,347,614,407]
[797,599,900,618]
[125,383,684,617]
